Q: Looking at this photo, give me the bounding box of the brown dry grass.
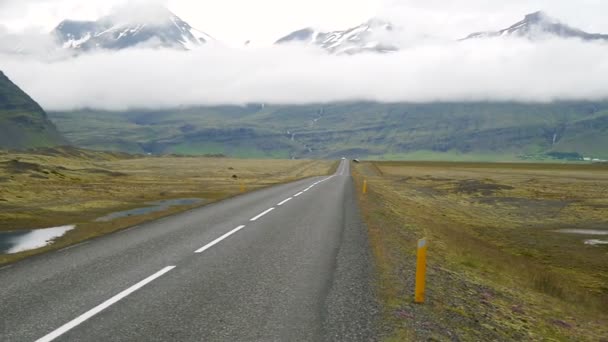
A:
[0,147,336,265]
[354,161,608,341]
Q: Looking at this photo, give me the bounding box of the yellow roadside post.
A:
[414,238,428,303]
[240,181,246,193]
[363,179,368,194]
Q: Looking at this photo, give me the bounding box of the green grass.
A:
[170,142,291,159]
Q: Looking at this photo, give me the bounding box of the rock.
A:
[549,319,572,329]
[511,304,525,315]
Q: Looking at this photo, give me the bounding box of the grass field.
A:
[0,147,335,265]
[353,161,608,341]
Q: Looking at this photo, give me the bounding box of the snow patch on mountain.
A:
[464,11,608,41]
[53,5,214,51]
[276,19,399,54]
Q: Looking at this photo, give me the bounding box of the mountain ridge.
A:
[275,19,399,54]
[53,5,213,51]
[275,11,608,54]
[48,102,608,161]
[464,11,608,41]
[0,71,68,150]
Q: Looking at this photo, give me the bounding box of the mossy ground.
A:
[0,147,335,265]
[353,161,608,341]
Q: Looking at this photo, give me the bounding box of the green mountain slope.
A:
[0,71,68,150]
[49,102,608,160]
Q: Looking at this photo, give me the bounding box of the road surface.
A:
[0,160,378,341]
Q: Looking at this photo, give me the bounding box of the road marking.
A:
[0,264,13,271]
[294,192,304,197]
[59,241,90,252]
[117,226,139,234]
[195,225,246,253]
[250,207,275,221]
[277,197,292,206]
[35,266,175,342]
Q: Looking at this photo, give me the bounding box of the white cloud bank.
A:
[2,38,608,111]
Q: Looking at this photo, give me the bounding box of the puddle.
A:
[95,198,203,222]
[554,229,608,235]
[585,239,608,246]
[0,225,75,254]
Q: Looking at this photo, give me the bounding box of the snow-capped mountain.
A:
[53,5,213,51]
[464,11,608,41]
[275,19,399,54]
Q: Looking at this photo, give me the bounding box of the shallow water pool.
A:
[95,198,203,222]
[0,225,75,254]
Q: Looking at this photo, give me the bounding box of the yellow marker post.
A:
[414,238,428,304]
[240,182,246,193]
[363,180,368,194]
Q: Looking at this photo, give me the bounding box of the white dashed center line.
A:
[195,225,246,253]
[250,207,275,221]
[36,266,176,342]
[277,197,292,206]
[35,163,350,342]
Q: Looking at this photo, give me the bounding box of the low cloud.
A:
[106,0,173,26]
[2,38,608,111]
[0,25,63,56]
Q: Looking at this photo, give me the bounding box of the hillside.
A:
[464,11,608,41]
[276,19,398,54]
[48,102,608,161]
[0,71,67,150]
[53,5,213,51]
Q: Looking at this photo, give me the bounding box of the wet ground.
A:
[0,225,75,254]
[95,198,203,222]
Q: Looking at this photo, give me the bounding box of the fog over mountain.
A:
[275,19,399,54]
[2,36,607,111]
[464,11,608,41]
[1,2,608,110]
[53,4,213,51]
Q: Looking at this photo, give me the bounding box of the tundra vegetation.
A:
[353,161,608,341]
[0,146,335,265]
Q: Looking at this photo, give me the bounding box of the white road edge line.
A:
[277,197,292,206]
[195,225,246,253]
[35,266,176,342]
[294,192,304,197]
[59,241,90,252]
[250,207,275,222]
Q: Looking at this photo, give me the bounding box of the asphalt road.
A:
[0,160,378,342]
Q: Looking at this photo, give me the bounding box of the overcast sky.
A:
[2,0,608,44]
[1,0,608,110]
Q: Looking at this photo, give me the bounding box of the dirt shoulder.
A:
[353,161,608,341]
